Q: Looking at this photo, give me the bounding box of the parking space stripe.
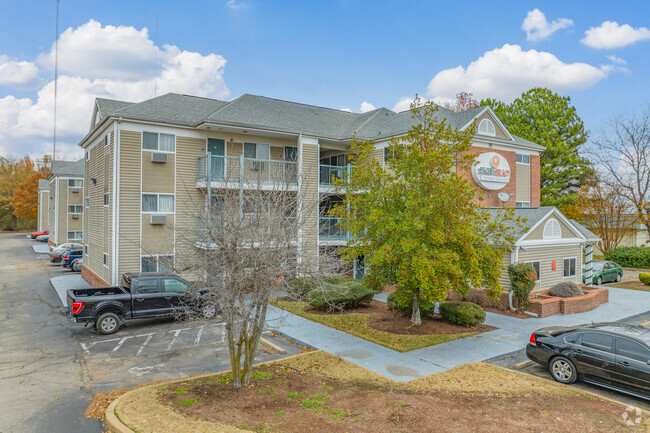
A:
[136,333,155,355]
[111,336,133,353]
[194,326,204,345]
[167,328,191,351]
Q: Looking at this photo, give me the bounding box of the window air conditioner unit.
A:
[71,187,80,193]
[72,214,79,219]
[150,214,167,225]
[151,152,168,163]
[250,160,264,171]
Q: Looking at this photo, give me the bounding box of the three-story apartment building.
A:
[37,179,49,232]
[47,160,84,246]
[78,93,598,290]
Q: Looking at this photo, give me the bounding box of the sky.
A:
[0,0,649,161]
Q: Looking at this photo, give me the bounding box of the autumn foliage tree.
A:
[0,155,50,230]
[444,91,478,113]
[333,98,518,325]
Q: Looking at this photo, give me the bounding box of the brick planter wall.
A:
[81,265,109,288]
[527,286,609,318]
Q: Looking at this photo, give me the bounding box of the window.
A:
[516,202,530,208]
[143,132,175,152]
[580,333,613,353]
[68,205,83,214]
[478,119,496,136]
[526,261,541,282]
[564,333,581,344]
[142,194,174,213]
[384,147,394,161]
[103,253,108,267]
[104,193,109,207]
[564,258,576,277]
[85,197,89,208]
[84,245,88,256]
[543,218,561,239]
[68,179,83,188]
[163,278,187,293]
[516,154,530,164]
[136,279,159,294]
[68,231,83,240]
[85,150,89,161]
[243,142,270,160]
[141,255,174,272]
[616,338,650,363]
[104,133,110,147]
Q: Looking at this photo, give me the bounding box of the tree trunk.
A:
[411,290,421,326]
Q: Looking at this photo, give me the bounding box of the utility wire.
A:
[53,0,60,161]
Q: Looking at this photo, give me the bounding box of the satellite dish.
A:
[498,192,510,203]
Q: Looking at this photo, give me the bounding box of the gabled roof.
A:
[485,206,556,239]
[569,219,601,242]
[96,98,134,117]
[38,179,50,190]
[50,159,84,178]
[112,93,228,126]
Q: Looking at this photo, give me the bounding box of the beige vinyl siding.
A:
[48,180,56,240]
[141,214,174,255]
[57,179,67,244]
[371,147,384,168]
[515,162,530,202]
[227,142,243,157]
[475,112,509,140]
[118,130,142,276]
[107,132,114,281]
[270,145,285,160]
[39,191,49,231]
[300,142,320,273]
[525,215,577,241]
[87,142,106,278]
[175,136,207,281]
[518,245,582,291]
[142,151,175,193]
[498,249,512,291]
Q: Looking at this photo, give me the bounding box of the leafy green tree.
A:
[332,99,518,325]
[481,88,594,209]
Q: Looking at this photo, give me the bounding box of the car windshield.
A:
[590,262,604,271]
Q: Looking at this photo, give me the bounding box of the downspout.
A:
[508,245,519,310]
[112,118,121,285]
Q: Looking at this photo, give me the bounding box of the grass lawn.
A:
[605,280,650,292]
[112,351,649,433]
[274,301,482,352]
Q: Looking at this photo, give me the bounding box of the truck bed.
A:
[69,286,127,298]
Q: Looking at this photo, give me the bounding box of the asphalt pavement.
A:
[0,233,300,433]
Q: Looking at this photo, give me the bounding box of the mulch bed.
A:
[483,306,531,319]
[303,300,494,336]
[160,364,644,433]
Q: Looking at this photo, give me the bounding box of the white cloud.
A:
[582,21,650,49]
[426,44,609,102]
[360,101,376,113]
[606,55,627,65]
[226,0,248,10]
[521,9,573,41]
[340,107,352,112]
[0,20,230,160]
[0,55,43,89]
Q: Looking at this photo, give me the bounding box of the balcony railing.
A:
[319,217,350,241]
[198,154,298,186]
[319,164,351,186]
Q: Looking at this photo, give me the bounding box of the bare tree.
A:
[574,181,637,252]
[592,107,650,239]
[172,154,321,389]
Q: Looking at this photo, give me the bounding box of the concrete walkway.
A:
[32,244,50,254]
[50,274,91,308]
[267,286,650,382]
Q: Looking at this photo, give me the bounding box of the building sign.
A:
[471,152,511,190]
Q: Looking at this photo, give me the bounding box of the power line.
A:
[53,0,60,161]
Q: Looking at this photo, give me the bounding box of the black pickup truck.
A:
[67,273,216,334]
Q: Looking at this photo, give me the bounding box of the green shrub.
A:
[439,301,486,327]
[639,273,650,286]
[549,281,583,298]
[604,246,650,269]
[507,263,537,310]
[287,275,355,300]
[306,279,374,312]
[386,293,436,318]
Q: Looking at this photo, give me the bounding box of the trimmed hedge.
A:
[439,301,486,327]
[604,246,650,269]
[387,293,437,318]
[306,278,374,312]
[639,273,650,286]
[549,281,584,298]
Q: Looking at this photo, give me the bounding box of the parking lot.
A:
[0,233,300,433]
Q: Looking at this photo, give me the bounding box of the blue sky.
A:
[0,0,649,159]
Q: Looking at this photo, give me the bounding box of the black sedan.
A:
[526,323,650,400]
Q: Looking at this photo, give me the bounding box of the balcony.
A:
[197,154,298,189]
[319,217,350,243]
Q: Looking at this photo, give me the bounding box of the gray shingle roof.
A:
[96,98,134,117]
[38,179,50,190]
[485,206,556,239]
[569,219,601,242]
[51,159,84,177]
[112,93,229,126]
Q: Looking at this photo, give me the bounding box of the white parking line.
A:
[194,326,204,345]
[136,333,155,356]
[167,328,192,351]
[80,337,122,354]
[111,336,134,353]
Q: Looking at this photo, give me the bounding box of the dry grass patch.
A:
[606,280,650,292]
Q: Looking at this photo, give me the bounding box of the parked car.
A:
[71,258,83,272]
[30,229,49,239]
[526,322,650,400]
[583,260,623,285]
[67,273,216,334]
[49,243,83,259]
[38,236,49,242]
[61,249,83,268]
[35,234,48,241]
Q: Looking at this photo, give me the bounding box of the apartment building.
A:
[37,179,49,232]
[78,93,598,290]
[47,160,84,246]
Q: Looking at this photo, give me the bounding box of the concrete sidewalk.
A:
[267,286,650,382]
[32,244,50,254]
[50,274,91,308]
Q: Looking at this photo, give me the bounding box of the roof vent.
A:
[478,119,496,136]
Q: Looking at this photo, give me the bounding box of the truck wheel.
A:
[96,312,120,335]
[202,304,216,320]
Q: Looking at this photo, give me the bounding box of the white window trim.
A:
[543,218,562,240]
[104,192,110,207]
[516,154,530,164]
[478,118,496,137]
[140,254,174,272]
[525,260,542,283]
[243,142,271,160]
[67,179,83,188]
[84,244,89,257]
[67,231,83,241]
[103,253,109,268]
[516,201,530,208]
[563,257,577,278]
[141,131,176,154]
[141,193,175,214]
[67,205,83,214]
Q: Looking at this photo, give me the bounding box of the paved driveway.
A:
[0,233,298,433]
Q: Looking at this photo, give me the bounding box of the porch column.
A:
[584,243,593,286]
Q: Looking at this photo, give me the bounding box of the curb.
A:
[268,328,316,350]
[260,337,287,354]
[104,351,318,433]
